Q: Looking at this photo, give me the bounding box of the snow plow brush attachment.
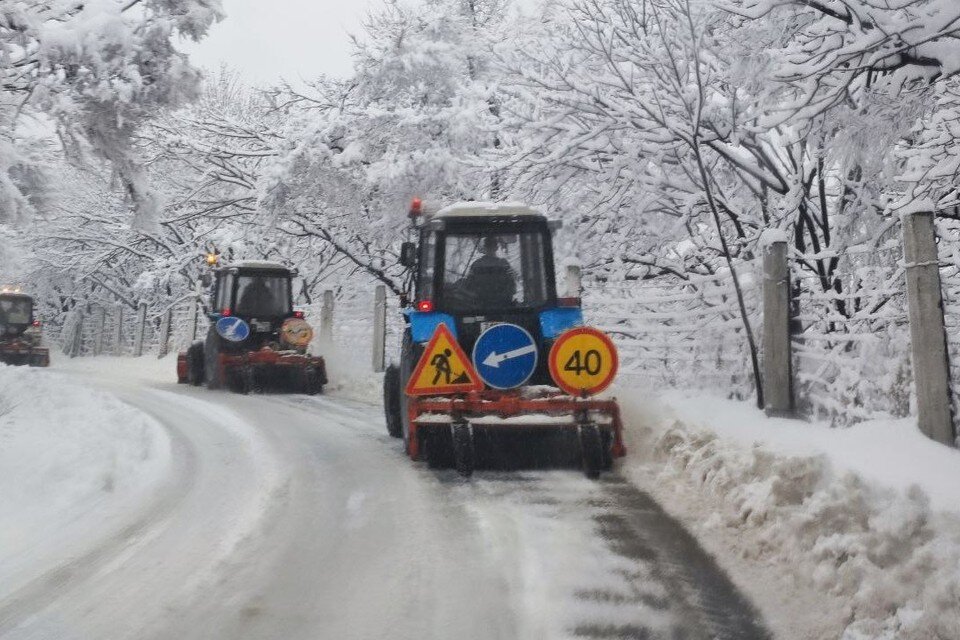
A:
[406,389,626,479]
[219,350,327,395]
[0,343,50,367]
[177,348,327,395]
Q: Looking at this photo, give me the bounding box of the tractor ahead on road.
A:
[177,261,327,394]
[383,201,625,478]
[0,290,49,367]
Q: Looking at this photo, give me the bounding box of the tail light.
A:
[416,299,434,312]
[32,320,41,327]
[293,311,304,319]
[221,308,232,317]
[409,197,423,219]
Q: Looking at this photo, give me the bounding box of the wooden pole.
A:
[93,307,106,356]
[113,305,124,356]
[133,302,147,357]
[902,211,955,446]
[158,308,172,358]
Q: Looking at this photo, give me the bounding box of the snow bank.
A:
[320,340,384,405]
[617,385,960,640]
[0,363,171,593]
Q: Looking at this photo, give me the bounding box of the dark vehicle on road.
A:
[177,261,327,394]
[0,291,49,367]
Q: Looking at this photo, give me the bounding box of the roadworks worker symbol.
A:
[548,326,618,397]
[406,323,483,396]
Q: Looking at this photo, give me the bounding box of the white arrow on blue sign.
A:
[472,323,538,390]
[216,316,251,343]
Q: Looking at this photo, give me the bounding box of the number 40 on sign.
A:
[548,327,618,396]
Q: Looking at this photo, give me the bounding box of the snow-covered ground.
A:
[0,356,767,640]
[8,351,958,640]
[0,363,172,598]
[616,382,960,640]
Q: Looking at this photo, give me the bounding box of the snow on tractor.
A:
[382,201,626,478]
[177,261,327,394]
[0,290,49,367]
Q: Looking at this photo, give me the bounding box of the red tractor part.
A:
[0,340,49,367]
[179,347,327,394]
[406,388,625,477]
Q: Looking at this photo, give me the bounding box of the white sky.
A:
[180,0,378,85]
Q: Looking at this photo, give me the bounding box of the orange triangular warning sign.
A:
[405,323,483,396]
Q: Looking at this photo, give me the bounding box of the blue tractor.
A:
[382,201,625,477]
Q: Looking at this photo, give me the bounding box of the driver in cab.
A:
[465,236,517,307]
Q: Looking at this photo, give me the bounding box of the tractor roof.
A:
[220,261,293,273]
[433,202,545,219]
[0,291,31,300]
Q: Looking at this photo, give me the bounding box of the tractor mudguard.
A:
[403,309,458,343]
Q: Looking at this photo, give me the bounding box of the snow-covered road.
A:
[0,362,770,640]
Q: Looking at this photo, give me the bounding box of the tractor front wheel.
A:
[186,343,204,386]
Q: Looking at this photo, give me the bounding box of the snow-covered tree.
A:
[0,0,223,228]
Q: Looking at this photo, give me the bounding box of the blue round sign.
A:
[216,316,251,342]
[472,323,538,390]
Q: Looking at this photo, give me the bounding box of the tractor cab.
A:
[177,260,327,394]
[400,202,581,387]
[208,262,297,343]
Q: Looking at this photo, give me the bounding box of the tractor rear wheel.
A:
[383,364,403,438]
[399,332,420,455]
[203,329,224,390]
[452,421,474,477]
[579,423,605,479]
[186,343,204,386]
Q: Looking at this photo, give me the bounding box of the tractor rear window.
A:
[235,276,292,318]
[0,298,31,325]
[440,231,549,311]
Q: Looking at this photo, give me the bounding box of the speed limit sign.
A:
[548,327,618,396]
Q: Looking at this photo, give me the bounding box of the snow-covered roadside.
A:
[0,363,172,595]
[616,382,960,640]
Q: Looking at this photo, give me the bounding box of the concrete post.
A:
[565,264,582,298]
[321,289,334,342]
[113,305,124,356]
[372,285,387,372]
[761,233,793,417]
[93,307,106,356]
[133,302,148,357]
[158,308,172,358]
[902,211,955,446]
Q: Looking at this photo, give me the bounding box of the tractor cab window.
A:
[440,231,549,311]
[235,275,292,318]
[0,298,31,325]
[215,273,234,312]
